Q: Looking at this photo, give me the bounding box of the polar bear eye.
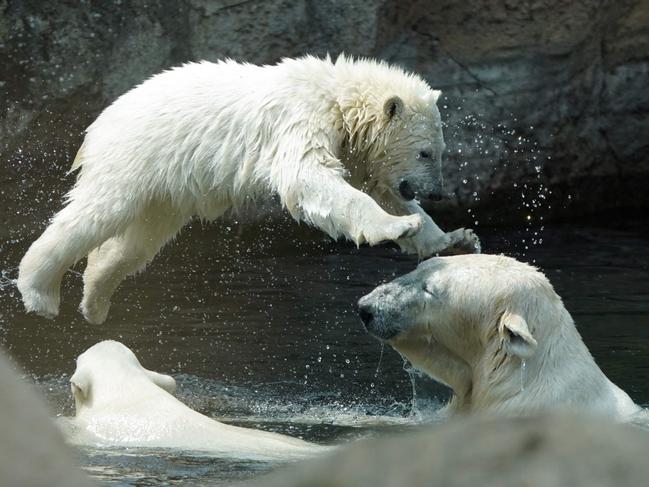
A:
[418,151,431,160]
[422,285,440,300]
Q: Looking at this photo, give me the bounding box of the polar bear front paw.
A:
[364,214,423,246]
[390,214,423,240]
[446,228,481,255]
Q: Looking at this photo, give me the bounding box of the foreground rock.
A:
[0,347,93,487]
[246,415,649,487]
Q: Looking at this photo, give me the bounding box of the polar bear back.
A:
[72,59,338,218]
[68,341,322,459]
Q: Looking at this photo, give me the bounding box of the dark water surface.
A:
[1,218,648,485]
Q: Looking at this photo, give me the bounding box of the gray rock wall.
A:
[1,0,648,228]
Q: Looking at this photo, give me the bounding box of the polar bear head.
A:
[335,57,445,202]
[357,254,572,411]
[70,340,176,413]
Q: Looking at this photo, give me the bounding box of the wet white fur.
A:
[359,254,640,419]
[18,55,479,324]
[63,340,325,459]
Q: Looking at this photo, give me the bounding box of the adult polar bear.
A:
[358,255,641,419]
[18,55,479,324]
[63,340,326,459]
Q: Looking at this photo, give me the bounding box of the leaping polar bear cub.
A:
[18,55,479,324]
[63,340,325,460]
[358,254,641,419]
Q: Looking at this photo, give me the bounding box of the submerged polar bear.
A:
[18,55,479,324]
[358,254,640,418]
[62,340,325,460]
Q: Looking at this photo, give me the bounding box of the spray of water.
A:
[373,342,385,378]
[442,102,550,259]
[394,352,421,421]
[0,268,17,291]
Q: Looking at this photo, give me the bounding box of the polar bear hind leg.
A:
[81,206,189,324]
[17,198,136,319]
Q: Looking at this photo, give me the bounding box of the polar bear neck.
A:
[389,332,474,414]
[469,305,637,417]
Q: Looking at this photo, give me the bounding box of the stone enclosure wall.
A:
[1,0,648,228]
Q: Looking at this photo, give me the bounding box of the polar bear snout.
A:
[357,290,404,340]
[398,180,444,202]
[358,306,398,340]
[358,305,374,330]
[398,180,416,201]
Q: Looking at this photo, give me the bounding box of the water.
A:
[1,215,648,485]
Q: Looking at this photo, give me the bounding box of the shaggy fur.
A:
[63,340,325,459]
[358,254,640,418]
[18,55,479,324]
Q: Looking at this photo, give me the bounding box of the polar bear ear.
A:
[383,96,404,120]
[423,90,442,105]
[70,369,91,402]
[145,369,177,395]
[498,310,537,358]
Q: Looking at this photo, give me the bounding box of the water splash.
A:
[397,353,421,420]
[0,267,17,291]
[373,342,385,377]
[442,103,550,256]
[37,372,429,433]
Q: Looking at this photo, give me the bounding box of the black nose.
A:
[358,306,374,329]
[399,180,415,201]
[427,192,444,202]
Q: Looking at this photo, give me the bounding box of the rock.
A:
[245,414,649,487]
[0,346,94,487]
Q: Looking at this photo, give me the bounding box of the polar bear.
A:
[18,55,479,324]
[62,340,326,459]
[358,254,641,418]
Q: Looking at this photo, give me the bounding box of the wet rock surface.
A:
[1,0,648,226]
